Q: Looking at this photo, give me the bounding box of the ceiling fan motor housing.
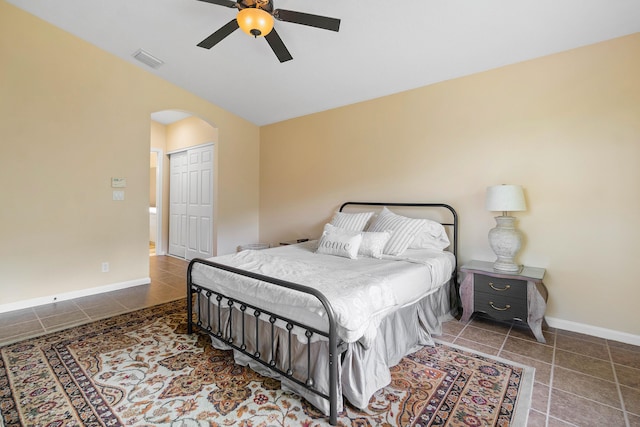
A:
[238,0,274,13]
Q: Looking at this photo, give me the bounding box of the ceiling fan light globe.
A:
[237,7,274,37]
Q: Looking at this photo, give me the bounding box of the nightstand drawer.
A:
[474,292,527,321]
[474,274,526,299]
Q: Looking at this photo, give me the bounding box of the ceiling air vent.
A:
[132,49,164,69]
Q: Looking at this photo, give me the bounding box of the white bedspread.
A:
[190,241,455,345]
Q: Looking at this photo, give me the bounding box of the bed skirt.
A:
[197,280,453,415]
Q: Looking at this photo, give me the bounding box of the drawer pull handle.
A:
[489,282,511,292]
[489,301,511,311]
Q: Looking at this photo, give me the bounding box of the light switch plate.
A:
[112,190,125,201]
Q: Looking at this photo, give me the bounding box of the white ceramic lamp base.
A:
[488,216,523,272]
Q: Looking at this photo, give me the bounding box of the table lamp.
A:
[485,184,527,272]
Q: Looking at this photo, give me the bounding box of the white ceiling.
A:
[150,110,193,125]
[7,0,640,126]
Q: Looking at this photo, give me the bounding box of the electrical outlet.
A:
[101,262,109,273]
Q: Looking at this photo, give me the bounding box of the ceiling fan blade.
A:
[265,28,293,63]
[273,9,340,32]
[197,19,239,49]
[196,0,237,8]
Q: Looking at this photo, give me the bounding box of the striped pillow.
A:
[367,207,427,256]
[330,211,374,232]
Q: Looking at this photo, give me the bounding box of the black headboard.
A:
[339,202,458,268]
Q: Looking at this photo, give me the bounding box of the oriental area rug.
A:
[0,299,533,427]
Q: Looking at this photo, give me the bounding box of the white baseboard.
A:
[0,278,151,314]
[546,316,640,346]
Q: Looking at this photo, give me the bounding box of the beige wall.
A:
[166,116,219,152]
[260,34,640,338]
[150,120,168,152]
[149,168,156,207]
[0,1,260,307]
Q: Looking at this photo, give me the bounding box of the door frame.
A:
[151,148,164,256]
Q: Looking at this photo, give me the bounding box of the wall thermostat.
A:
[111,177,127,188]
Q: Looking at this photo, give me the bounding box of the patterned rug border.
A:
[0,300,535,426]
[433,338,535,427]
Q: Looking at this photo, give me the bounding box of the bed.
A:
[186,202,459,425]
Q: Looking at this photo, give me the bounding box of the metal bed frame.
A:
[187,202,458,425]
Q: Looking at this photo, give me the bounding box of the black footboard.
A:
[187,258,346,425]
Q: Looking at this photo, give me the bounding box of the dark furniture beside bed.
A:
[187,202,458,425]
[459,260,547,343]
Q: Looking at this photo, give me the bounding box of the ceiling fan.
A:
[196,0,341,63]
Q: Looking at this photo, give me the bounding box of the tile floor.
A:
[0,255,638,427]
[440,314,640,427]
[0,255,187,346]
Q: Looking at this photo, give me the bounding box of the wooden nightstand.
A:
[460,260,548,343]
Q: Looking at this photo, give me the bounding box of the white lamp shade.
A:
[485,185,526,212]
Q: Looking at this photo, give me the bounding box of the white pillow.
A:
[329,211,374,232]
[367,207,427,256]
[316,224,363,259]
[408,220,450,250]
[358,231,391,259]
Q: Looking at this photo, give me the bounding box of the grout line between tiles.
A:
[547,414,579,426]
[114,299,130,313]
[547,387,629,412]
[74,300,91,323]
[608,340,631,427]
[456,313,473,338]
[451,329,466,346]
[545,324,557,427]
[497,322,512,354]
[551,355,623,385]
[34,314,46,334]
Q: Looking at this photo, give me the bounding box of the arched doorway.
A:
[150,110,218,259]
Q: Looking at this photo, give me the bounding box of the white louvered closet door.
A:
[168,145,214,260]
